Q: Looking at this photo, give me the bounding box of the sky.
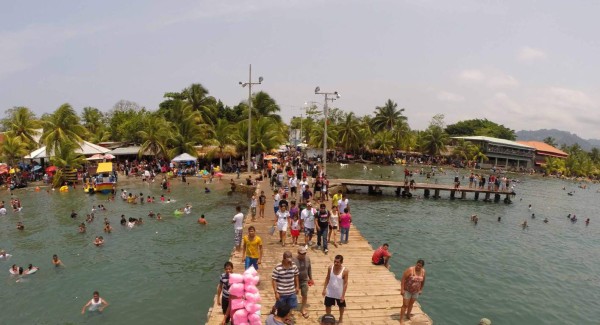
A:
[1,0,600,138]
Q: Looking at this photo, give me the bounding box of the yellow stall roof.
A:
[96,162,113,173]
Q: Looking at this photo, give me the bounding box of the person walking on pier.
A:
[293,246,313,319]
[301,202,316,246]
[232,206,244,255]
[271,251,300,315]
[322,254,349,324]
[275,203,290,247]
[242,226,263,270]
[316,203,331,253]
[400,259,426,323]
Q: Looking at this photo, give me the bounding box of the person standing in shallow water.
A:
[81,291,109,314]
[400,259,426,323]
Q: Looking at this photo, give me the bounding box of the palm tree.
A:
[183,83,218,125]
[452,139,476,160]
[252,117,286,153]
[336,112,362,153]
[2,106,42,150]
[372,130,395,155]
[137,115,171,159]
[0,134,29,165]
[371,99,406,132]
[41,103,88,156]
[252,91,282,122]
[392,119,411,151]
[208,119,235,169]
[543,136,558,147]
[308,122,338,150]
[420,126,448,156]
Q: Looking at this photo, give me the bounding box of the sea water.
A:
[330,164,600,324]
[0,167,599,325]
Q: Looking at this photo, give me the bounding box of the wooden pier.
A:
[332,179,515,203]
[205,179,433,325]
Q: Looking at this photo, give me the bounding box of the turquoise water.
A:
[0,179,248,324]
[327,164,600,325]
[1,167,599,325]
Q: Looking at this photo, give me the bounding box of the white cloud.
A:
[518,47,547,62]
[458,69,518,88]
[487,74,519,88]
[437,91,464,102]
[458,69,484,82]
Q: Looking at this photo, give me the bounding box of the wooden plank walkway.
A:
[332,178,514,201]
[205,179,433,325]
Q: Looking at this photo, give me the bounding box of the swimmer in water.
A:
[497,216,501,222]
[528,204,532,210]
[94,236,104,246]
[81,291,109,314]
[198,214,208,225]
[10,264,18,274]
[103,222,112,233]
[148,211,155,218]
[531,213,535,219]
[25,264,38,274]
[184,204,192,214]
[205,187,210,193]
[79,223,86,233]
[120,215,126,226]
[17,221,24,230]
[52,254,64,267]
[585,218,590,226]
[543,218,549,223]
[0,250,10,259]
[156,213,162,220]
[521,220,528,229]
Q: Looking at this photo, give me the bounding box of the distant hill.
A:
[516,129,600,151]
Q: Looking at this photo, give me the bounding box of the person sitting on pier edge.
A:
[371,243,392,269]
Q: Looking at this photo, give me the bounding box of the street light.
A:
[314,86,340,175]
[239,64,263,173]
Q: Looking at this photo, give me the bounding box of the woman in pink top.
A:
[400,259,426,323]
[338,207,352,244]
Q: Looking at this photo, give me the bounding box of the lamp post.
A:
[239,64,263,173]
[314,87,340,176]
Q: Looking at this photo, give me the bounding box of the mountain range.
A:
[516,129,600,151]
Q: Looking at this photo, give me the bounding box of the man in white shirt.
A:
[289,176,298,199]
[301,202,316,246]
[337,194,349,213]
[232,206,245,254]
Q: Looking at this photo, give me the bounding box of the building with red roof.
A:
[516,141,568,168]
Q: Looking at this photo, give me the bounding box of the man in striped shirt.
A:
[271,251,300,312]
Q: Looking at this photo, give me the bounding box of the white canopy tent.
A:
[24,141,111,159]
[171,153,197,162]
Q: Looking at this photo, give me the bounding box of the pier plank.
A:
[205,179,433,325]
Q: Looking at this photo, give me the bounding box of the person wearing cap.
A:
[322,254,349,324]
[293,246,313,319]
[301,202,316,246]
[320,313,336,324]
[271,251,300,314]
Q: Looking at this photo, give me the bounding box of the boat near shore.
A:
[83,162,116,194]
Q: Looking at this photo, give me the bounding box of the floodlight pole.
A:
[314,88,340,176]
[239,65,263,173]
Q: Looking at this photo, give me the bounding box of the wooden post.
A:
[484,192,491,201]
[424,188,430,198]
[450,190,455,199]
[461,191,467,199]
[494,193,501,202]
[434,189,440,199]
[474,192,480,201]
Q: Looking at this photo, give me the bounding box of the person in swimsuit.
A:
[81,291,109,314]
[52,254,64,267]
[400,259,426,323]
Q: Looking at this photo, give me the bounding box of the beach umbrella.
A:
[264,155,278,160]
[46,166,57,173]
[32,165,42,171]
[103,153,116,160]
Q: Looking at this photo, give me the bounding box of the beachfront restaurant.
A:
[516,141,568,170]
[451,136,535,170]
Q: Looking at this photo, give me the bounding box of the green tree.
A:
[207,119,235,169]
[372,130,395,155]
[137,115,171,158]
[420,125,448,156]
[445,118,516,140]
[542,137,558,147]
[252,91,282,122]
[371,99,406,132]
[1,106,42,150]
[308,121,338,151]
[41,103,88,156]
[0,134,29,165]
[336,112,362,152]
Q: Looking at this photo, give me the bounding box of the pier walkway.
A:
[333,178,515,202]
[205,179,433,325]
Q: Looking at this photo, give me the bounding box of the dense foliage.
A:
[0,84,597,178]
